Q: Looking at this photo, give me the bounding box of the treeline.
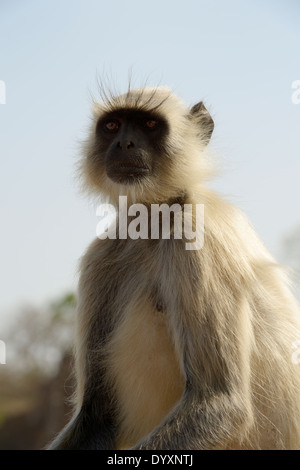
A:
[0,293,75,450]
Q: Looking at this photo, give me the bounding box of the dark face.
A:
[95,109,169,184]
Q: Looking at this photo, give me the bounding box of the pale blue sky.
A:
[0,0,299,326]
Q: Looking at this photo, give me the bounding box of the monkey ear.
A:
[189,101,214,145]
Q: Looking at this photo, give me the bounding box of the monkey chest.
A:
[106,297,185,448]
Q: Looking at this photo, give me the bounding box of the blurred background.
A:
[0,0,299,449]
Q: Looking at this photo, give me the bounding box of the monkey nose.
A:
[117,141,135,150]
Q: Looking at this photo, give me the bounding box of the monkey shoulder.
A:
[204,195,271,259]
[79,237,163,276]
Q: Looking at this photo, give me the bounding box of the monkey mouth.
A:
[106,164,150,184]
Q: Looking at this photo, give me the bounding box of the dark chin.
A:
[106,167,150,185]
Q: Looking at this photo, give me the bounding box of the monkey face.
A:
[81,87,214,205]
[95,109,169,185]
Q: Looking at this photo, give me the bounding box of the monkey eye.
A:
[103,120,120,132]
[144,119,158,129]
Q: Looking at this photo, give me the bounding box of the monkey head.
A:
[80,87,214,205]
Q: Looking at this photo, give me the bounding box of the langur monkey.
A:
[49,86,300,450]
